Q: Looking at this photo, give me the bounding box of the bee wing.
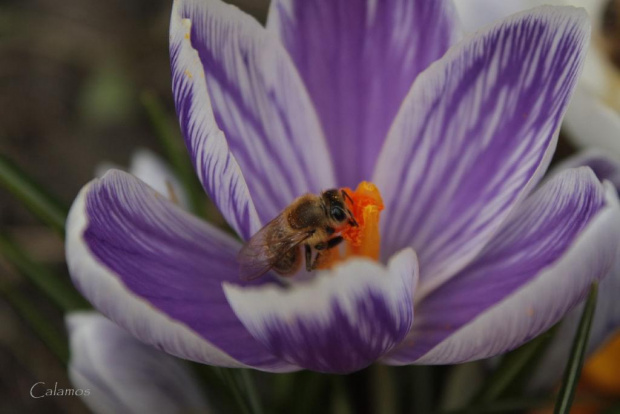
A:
[238,214,312,281]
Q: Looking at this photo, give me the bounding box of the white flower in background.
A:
[67,312,209,414]
[456,0,620,155]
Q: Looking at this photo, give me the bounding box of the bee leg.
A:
[348,213,358,227]
[325,236,343,250]
[311,251,323,270]
[314,236,343,251]
[305,244,313,272]
[310,237,344,270]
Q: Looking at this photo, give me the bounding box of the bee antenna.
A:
[347,209,358,227]
[341,190,354,205]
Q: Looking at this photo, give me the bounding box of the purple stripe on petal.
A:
[171,0,335,229]
[268,0,458,186]
[224,249,418,373]
[383,168,620,365]
[374,6,591,297]
[67,312,208,414]
[66,170,297,372]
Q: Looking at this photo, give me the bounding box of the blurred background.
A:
[0,0,267,412]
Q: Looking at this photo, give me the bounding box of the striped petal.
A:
[268,0,458,186]
[66,170,296,372]
[529,149,620,391]
[170,0,334,237]
[67,312,208,414]
[374,6,591,298]
[223,249,418,373]
[552,149,620,189]
[96,149,190,210]
[383,168,620,364]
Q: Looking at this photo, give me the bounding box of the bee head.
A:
[321,189,358,227]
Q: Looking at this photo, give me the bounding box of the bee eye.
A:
[331,207,347,222]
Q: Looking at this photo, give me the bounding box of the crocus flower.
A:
[456,0,620,155]
[67,312,209,414]
[66,0,620,374]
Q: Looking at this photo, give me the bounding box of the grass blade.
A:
[0,280,69,364]
[0,232,89,311]
[214,368,264,414]
[554,282,598,414]
[0,155,68,236]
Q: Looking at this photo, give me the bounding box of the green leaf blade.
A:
[0,155,68,236]
[554,282,598,414]
[0,232,90,312]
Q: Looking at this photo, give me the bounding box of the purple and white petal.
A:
[170,6,258,239]
[96,149,189,209]
[66,170,297,372]
[224,249,418,373]
[529,151,620,391]
[171,0,334,232]
[95,149,189,211]
[383,168,620,365]
[268,0,458,186]
[374,7,591,297]
[527,255,620,391]
[551,149,620,190]
[67,312,208,414]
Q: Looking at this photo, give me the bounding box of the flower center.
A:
[317,181,383,269]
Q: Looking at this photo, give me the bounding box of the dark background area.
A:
[0,0,267,412]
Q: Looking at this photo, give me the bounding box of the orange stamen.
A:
[582,331,620,396]
[317,181,384,269]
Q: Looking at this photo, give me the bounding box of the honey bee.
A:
[238,189,358,281]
